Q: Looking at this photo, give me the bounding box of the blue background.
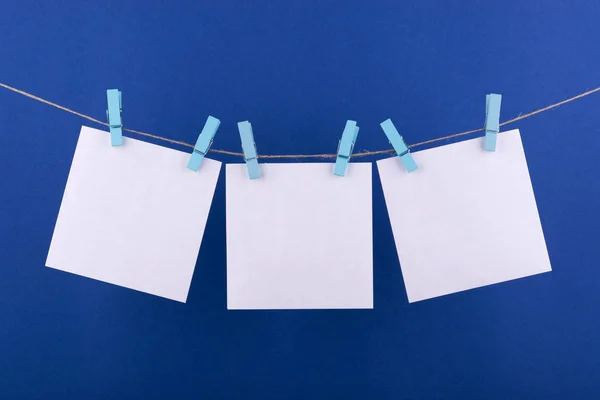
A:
[1,1,600,398]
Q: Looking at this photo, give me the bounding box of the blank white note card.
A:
[46,126,221,302]
[377,129,551,303]
[226,163,373,310]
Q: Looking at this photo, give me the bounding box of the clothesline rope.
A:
[1,82,599,159]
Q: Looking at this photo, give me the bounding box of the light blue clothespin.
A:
[484,93,502,151]
[238,121,261,179]
[106,89,123,146]
[187,116,221,171]
[380,119,418,172]
[334,120,359,177]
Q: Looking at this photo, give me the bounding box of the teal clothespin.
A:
[187,116,221,171]
[380,119,417,172]
[334,120,359,177]
[106,89,123,146]
[237,121,261,179]
[484,93,502,151]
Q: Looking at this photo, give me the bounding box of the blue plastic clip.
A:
[380,119,418,172]
[106,89,123,146]
[484,93,502,151]
[187,116,221,171]
[334,120,360,176]
[237,121,261,179]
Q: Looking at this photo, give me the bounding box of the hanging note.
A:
[226,163,373,310]
[377,129,551,303]
[46,126,221,302]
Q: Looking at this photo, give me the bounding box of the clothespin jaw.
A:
[106,89,123,146]
[484,93,502,151]
[187,116,221,171]
[334,120,360,176]
[380,119,418,172]
[237,121,261,179]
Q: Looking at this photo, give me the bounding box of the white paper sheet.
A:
[377,129,551,303]
[46,126,221,302]
[226,163,373,309]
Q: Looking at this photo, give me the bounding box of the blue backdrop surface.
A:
[1,1,600,398]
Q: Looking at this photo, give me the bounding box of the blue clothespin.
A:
[334,120,359,176]
[380,119,418,172]
[237,121,261,179]
[484,93,502,151]
[187,116,221,171]
[106,89,123,146]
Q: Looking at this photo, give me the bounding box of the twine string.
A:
[2,82,598,159]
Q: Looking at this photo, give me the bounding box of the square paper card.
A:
[377,129,551,303]
[226,163,373,310]
[46,126,221,302]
